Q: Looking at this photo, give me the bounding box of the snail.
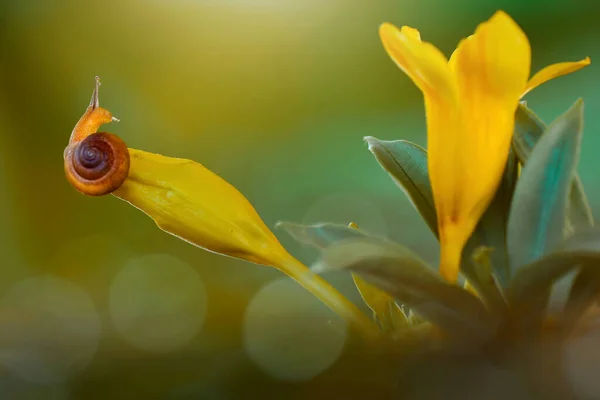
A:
[64,77,129,196]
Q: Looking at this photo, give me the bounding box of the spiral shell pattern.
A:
[64,132,130,196]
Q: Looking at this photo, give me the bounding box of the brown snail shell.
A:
[64,132,130,196]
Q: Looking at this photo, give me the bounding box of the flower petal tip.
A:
[400,26,421,40]
[488,10,518,26]
[482,10,524,39]
[491,10,511,19]
[379,23,421,43]
[379,22,396,38]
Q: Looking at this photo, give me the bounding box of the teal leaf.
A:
[364,137,438,236]
[507,100,584,277]
[313,237,496,341]
[275,221,368,250]
[513,103,546,163]
[568,177,594,231]
[509,227,600,332]
[513,103,593,231]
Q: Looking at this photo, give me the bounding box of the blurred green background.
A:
[1,0,599,398]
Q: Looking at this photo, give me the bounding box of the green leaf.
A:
[460,246,507,315]
[513,103,593,231]
[352,273,409,333]
[407,309,425,326]
[277,221,420,333]
[275,221,368,250]
[470,247,499,287]
[509,227,600,332]
[507,100,585,276]
[568,177,594,231]
[313,238,496,341]
[387,302,411,332]
[364,137,438,236]
[513,103,546,163]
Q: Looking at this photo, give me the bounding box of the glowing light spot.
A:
[243,277,347,382]
[109,253,207,353]
[0,276,101,384]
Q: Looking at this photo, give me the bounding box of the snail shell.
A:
[64,132,130,196]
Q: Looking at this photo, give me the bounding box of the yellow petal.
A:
[379,22,461,282]
[379,23,457,103]
[434,11,530,281]
[523,57,591,97]
[112,149,292,268]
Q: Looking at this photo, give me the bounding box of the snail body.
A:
[64,77,130,196]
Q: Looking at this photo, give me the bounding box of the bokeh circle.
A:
[243,277,347,382]
[0,275,101,384]
[109,253,208,353]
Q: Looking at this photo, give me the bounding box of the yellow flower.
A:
[379,11,590,282]
[113,150,291,268]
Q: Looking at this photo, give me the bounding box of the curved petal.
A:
[523,57,591,97]
[380,22,461,281]
[113,149,291,268]
[435,11,531,281]
[379,23,457,103]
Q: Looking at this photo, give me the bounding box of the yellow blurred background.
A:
[1,0,599,398]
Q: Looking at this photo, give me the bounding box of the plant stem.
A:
[281,255,382,343]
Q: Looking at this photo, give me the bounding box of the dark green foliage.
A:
[281,100,599,344]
